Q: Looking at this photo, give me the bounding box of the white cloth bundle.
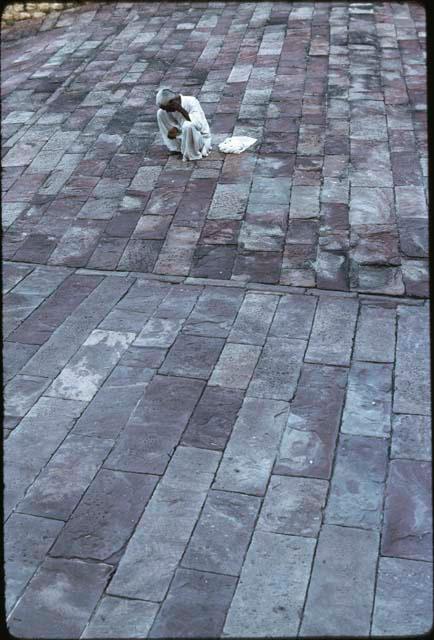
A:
[218,136,257,154]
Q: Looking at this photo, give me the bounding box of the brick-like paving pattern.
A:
[2,1,432,638]
[2,1,428,294]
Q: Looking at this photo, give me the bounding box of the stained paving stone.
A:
[149,568,237,639]
[300,525,379,637]
[275,364,348,479]
[4,512,64,615]
[190,244,237,279]
[209,342,261,390]
[17,434,114,521]
[391,414,431,462]
[4,374,50,418]
[371,557,433,636]
[107,447,220,601]
[105,375,204,475]
[353,304,396,362]
[213,397,289,496]
[349,187,394,225]
[325,434,388,530]
[134,317,184,348]
[341,361,393,437]
[227,292,278,345]
[257,475,328,537]
[50,469,158,561]
[224,531,315,638]
[352,264,405,295]
[7,557,113,639]
[382,459,432,561]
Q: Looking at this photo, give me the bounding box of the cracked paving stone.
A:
[82,596,159,639]
[233,250,282,284]
[182,286,243,338]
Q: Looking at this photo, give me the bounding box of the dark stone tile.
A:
[190,245,236,279]
[233,251,282,284]
[160,334,225,379]
[118,238,163,272]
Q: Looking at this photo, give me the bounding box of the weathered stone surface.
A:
[83,596,159,639]
[224,531,315,637]
[116,279,168,314]
[183,286,243,337]
[149,568,237,639]
[120,346,167,369]
[382,459,432,561]
[305,296,358,366]
[391,414,431,461]
[300,525,379,637]
[394,305,430,415]
[107,447,220,601]
[398,218,428,257]
[353,304,396,362]
[289,186,320,219]
[154,226,200,276]
[341,362,393,437]
[269,293,317,340]
[371,557,433,636]
[3,342,39,384]
[160,334,225,379]
[2,262,33,294]
[257,476,328,537]
[134,317,183,348]
[228,292,279,345]
[3,291,46,338]
[395,185,427,219]
[4,374,50,418]
[190,244,236,278]
[207,183,250,220]
[350,224,400,265]
[183,490,260,575]
[401,258,429,297]
[8,557,112,639]
[352,264,405,295]
[209,342,261,389]
[214,397,289,496]
[275,364,348,479]
[349,187,394,224]
[118,238,163,272]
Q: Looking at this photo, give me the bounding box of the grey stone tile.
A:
[107,447,220,601]
[341,361,393,437]
[257,475,328,537]
[349,187,394,224]
[394,305,430,415]
[11,265,70,297]
[247,337,306,401]
[181,386,244,450]
[269,293,317,340]
[119,238,163,272]
[153,227,200,276]
[207,183,250,220]
[17,434,113,520]
[7,557,112,639]
[382,459,432,561]
[325,434,388,529]
[47,329,135,402]
[48,222,104,267]
[4,374,50,418]
[305,296,359,366]
[153,284,202,320]
[105,376,204,474]
[228,293,279,345]
[50,469,158,561]
[300,525,379,636]
[289,186,320,219]
[214,397,289,496]
[4,513,64,615]
[2,342,39,384]
[395,185,427,219]
[134,317,184,348]
[2,262,33,294]
[160,334,225,379]
[371,557,433,636]
[183,286,244,337]
[275,364,348,479]
[183,490,261,576]
[116,279,169,314]
[3,291,46,338]
[82,596,159,639]
[353,304,396,362]
[224,531,315,637]
[119,346,167,369]
[149,568,237,638]
[391,414,431,461]
[209,342,261,389]
[98,308,148,333]
[250,177,291,205]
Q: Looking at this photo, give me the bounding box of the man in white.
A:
[156,88,212,161]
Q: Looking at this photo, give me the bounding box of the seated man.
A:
[156,88,212,162]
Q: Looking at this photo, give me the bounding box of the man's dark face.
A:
[162,96,181,112]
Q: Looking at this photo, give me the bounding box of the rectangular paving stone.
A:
[23,276,133,378]
[50,469,158,561]
[395,185,427,219]
[160,334,225,379]
[98,308,148,334]
[349,186,394,224]
[154,226,200,276]
[2,262,33,294]
[382,459,432,561]
[250,177,291,205]
[209,342,261,390]
[12,265,70,297]
[341,361,393,437]
[72,365,154,439]
[129,165,161,193]
[119,345,167,369]
[289,186,320,219]
[305,296,359,366]
[7,557,112,639]
[149,568,237,639]
[183,286,244,337]
[3,342,39,384]
[105,375,204,475]
[213,397,289,496]
[371,557,433,636]
[391,414,431,461]
[181,386,244,451]
[17,434,113,521]
[4,374,50,418]
[47,329,135,402]
[257,475,328,537]
[394,305,430,414]
[228,292,279,345]
[224,531,315,638]
[300,525,379,637]
[207,183,250,220]
[107,447,220,601]
[82,596,159,639]
[5,512,64,615]
[153,284,202,320]
[116,279,169,314]
[247,337,306,401]
[325,434,388,530]
[3,291,46,338]
[353,304,396,362]
[182,490,261,576]
[234,250,282,284]
[275,364,348,479]
[134,317,184,348]
[118,238,163,272]
[48,222,104,267]
[269,293,317,340]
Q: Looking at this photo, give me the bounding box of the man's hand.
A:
[168,127,180,139]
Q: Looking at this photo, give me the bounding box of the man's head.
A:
[156,88,181,112]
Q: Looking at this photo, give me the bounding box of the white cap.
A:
[156,87,178,107]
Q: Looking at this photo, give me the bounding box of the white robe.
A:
[157,95,212,161]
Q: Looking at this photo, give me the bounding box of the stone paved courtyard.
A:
[2,1,432,638]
